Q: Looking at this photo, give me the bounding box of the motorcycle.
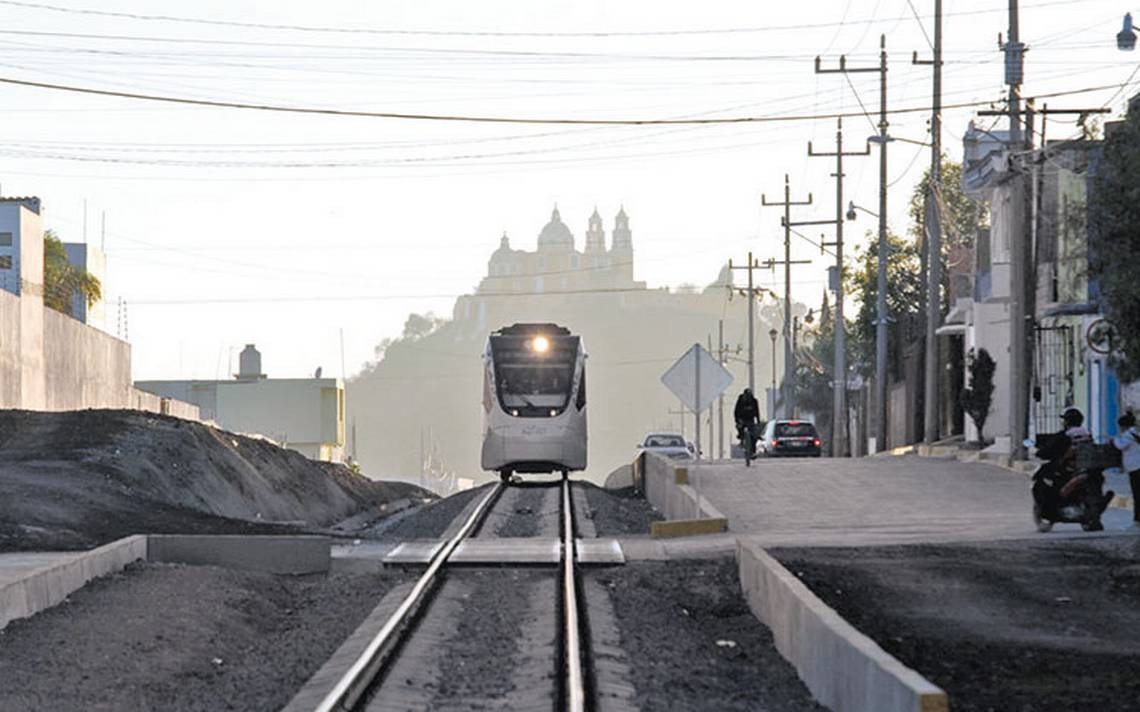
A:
[1027,433,1116,532]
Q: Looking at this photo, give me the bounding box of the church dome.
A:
[537,206,574,251]
[491,232,514,261]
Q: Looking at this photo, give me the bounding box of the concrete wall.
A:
[0,289,19,408]
[42,305,132,411]
[0,199,198,418]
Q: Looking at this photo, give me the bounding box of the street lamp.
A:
[845,201,879,222]
[768,328,778,419]
[1119,13,1137,51]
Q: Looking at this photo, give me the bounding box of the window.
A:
[575,370,586,410]
[0,255,11,270]
[0,233,11,246]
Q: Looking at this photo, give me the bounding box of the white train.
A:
[480,323,587,481]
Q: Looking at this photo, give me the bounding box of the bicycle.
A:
[737,421,758,466]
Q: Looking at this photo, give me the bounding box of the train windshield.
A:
[491,334,578,414]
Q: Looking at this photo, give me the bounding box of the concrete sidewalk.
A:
[690,455,1139,548]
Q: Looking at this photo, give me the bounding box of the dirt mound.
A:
[0,409,430,552]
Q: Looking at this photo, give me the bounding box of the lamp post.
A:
[768,327,779,419]
[847,199,890,454]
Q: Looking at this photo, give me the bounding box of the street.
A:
[691,454,1137,547]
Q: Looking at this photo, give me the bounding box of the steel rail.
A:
[561,478,586,712]
[313,482,504,712]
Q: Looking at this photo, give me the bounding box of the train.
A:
[480,323,588,481]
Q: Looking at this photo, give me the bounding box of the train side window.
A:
[576,370,586,410]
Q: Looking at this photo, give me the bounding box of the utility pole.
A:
[815,35,891,453]
[913,3,944,444]
[1003,0,1031,460]
[762,175,813,418]
[718,320,726,459]
[728,253,770,394]
[805,114,870,457]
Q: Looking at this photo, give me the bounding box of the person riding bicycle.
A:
[734,388,760,451]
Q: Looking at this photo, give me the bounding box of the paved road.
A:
[690,454,1137,547]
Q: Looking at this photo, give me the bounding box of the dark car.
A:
[758,419,822,457]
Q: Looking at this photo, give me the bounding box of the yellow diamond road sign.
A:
[661,343,734,414]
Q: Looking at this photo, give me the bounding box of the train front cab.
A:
[480,325,587,480]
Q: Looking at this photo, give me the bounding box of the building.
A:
[62,242,107,331]
[477,206,645,295]
[952,117,1128,445]
[136,345,347,462]
[0,197,42,297]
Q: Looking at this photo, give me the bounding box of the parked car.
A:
[637,432,694,460]
[758,420,822,457]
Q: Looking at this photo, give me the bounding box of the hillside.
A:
[0,409,429,551]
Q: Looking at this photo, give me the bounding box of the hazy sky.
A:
[0,0,1132,380]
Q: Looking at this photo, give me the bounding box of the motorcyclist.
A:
[1052,406,1113,530]
[734,388,761,451]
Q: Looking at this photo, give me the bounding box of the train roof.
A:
[492,323,572,336]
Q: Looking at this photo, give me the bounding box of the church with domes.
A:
[477,206,644,295]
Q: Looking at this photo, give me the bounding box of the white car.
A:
[637,432,695,460]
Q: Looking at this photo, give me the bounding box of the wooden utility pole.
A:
[914,3,944,445]
[762,174,814,418]
[718,320,726,459]
[728,254,772,394]
[805,115,870,457]
[816,35,891,453]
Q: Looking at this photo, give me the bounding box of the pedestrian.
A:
[1112,411,1140,526]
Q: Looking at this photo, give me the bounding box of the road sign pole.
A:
[693,343,703,518]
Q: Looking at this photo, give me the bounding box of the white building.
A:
[62,242,107,331]
[136,345,347,462]
[0,197,43,297]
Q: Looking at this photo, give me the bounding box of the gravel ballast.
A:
[364,484,489,540]
[0,562,409,712]
[774,539,1140,712]
[592,559,826,711]
[579,483,663,536]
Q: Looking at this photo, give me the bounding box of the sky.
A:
[0,0,1134,381]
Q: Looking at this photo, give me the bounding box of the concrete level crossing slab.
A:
[381,538,626,565]
[451,538,561,564]
[691,455,1140,548]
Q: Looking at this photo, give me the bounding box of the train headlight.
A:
[530,335,550,353]
[549,409,558,417]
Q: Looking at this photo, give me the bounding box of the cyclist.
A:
[734,388,761,458]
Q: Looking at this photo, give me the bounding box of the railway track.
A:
[311,477,591,712]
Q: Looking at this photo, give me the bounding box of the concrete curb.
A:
[0,535,147,630]
[147,535,331,574]
[737,540,948,712]
[649,517,727,538]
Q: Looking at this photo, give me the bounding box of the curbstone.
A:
[736,540,947,712]
[650,518,728,538]
[0,535,147,630]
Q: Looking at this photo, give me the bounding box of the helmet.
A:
[1061,406,1084,427]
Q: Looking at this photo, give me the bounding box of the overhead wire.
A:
[0,0,1105,38]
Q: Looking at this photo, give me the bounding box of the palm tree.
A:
[42,230,101,316]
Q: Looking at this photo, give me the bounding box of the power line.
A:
[0,75,1124,126]
[0,0,1103,38]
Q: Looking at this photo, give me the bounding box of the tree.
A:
[847,230,923,378]
[959,348,996,444]
[42,231,101,316]
[1091,107,1140,380]
[846,159,985,380]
